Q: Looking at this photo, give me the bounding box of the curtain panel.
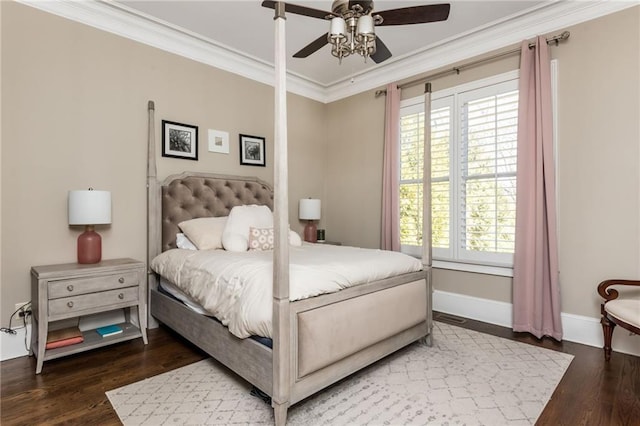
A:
[381,84,401,251]
[513,36,563,340]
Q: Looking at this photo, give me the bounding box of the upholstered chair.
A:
[597,279,640,361]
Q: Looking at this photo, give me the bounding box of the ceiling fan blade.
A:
[293,33,329,58]
[376,4,451,26]
[371,37,392,64]
[261,1,330,20]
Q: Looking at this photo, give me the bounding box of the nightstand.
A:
[30,258,147,374]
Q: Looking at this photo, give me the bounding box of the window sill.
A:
[432,260,513,277]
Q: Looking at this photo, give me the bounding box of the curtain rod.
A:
[374,31,570,98]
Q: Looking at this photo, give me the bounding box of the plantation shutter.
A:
[459,85,518,262]
[399,106,424,249]
[430,104,451,251]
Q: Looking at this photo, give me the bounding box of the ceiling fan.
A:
[262,0,451,64]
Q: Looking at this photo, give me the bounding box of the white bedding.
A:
[151,243,423,339]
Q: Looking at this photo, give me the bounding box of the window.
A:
[399,71,519,270]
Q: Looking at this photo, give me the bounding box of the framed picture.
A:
[208,129,229,154]
[239,134,266,167]
[162,120,198,160]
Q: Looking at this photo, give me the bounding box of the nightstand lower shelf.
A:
[40,322,143,362]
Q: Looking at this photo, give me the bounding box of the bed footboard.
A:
[297,279,427,377]
[289,271,431,404]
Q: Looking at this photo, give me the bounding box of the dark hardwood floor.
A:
[1,315,638,425]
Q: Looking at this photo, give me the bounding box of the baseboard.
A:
[1,325,32,361]
[433,290,640,357]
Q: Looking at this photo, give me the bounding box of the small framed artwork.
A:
[162,120,198,160]
[208,129,229,154]
[239,134,266,167]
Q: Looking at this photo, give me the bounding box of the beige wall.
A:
[324,91,386,248]
[555,7,639,316]
[0,2,327,325]
[326,7,640,318]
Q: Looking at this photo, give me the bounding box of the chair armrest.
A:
[597,279,640,302]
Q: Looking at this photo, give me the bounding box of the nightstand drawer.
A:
[48,286,139,317]
[48,272,139,299]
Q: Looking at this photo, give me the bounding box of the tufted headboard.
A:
[160,172,274,251]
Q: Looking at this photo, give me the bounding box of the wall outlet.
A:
[15,302,30,313]
[14,302,32,324]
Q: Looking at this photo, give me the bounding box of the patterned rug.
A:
[106,322,573,425]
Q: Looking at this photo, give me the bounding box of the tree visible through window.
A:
[399,74,518,267]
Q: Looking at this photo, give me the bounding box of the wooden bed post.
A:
[422,83,433,345]
[147,100,161,329]
[272,3,291,425]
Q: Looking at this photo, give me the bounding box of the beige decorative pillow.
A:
[248,228,304,250]
[178,217,228,250]
[248,227,275,251]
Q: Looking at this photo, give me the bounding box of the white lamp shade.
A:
[330,17,346,36]
[357,15,374,34]
[299,198,321,220]
[68,190,112,225]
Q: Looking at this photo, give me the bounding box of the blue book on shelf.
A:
[95,324,123,337]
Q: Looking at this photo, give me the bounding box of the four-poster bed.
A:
[145,4,433,425]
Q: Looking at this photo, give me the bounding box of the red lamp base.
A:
[304,221,317,243]
[77,225,102,264]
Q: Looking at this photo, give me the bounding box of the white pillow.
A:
[178,216,228,250]
[176,233,198,250]
[222,205,273,252]
[288,230,302,247]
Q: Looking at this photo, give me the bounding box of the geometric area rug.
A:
[106,322,573,425]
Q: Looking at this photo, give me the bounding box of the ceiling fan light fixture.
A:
[328,17,350,63]
[327,13,376,64]
[356,14,376,61]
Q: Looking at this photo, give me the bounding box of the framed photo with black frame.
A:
[162,120,198,161]
[239,134,266,167]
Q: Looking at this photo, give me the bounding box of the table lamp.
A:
[68,189,112,264]
[299,198,321,243]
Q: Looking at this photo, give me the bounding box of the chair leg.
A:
[600,314,616,362]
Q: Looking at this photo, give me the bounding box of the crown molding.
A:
[325,0,638,102]
[16,0,329,103]
[17,0,637,104]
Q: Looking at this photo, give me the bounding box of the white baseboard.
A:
[1,325,32,361]
[433,290,640,357]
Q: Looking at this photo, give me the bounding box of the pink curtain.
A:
[381,84,401,251]
[513,36,562,340]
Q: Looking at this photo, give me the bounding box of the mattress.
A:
[151,243,423,339]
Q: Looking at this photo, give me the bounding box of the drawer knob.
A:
[118,293,124,300]
[67,284,74,292]
[67,301,74,308]
[118,277,125,283]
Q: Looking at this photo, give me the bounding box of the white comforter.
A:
[151,243,423,339]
